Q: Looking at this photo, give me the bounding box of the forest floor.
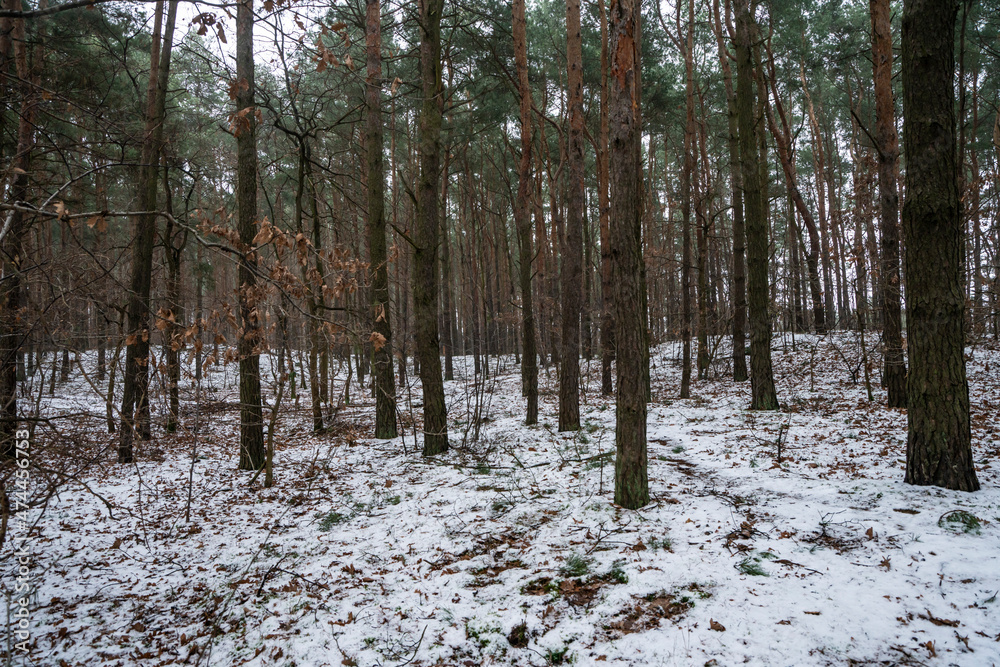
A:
[8,332,1000,666]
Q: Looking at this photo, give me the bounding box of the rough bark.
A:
[235,0,265,470]
[679,0,695,398]
[559,0,583,431]
[415,0,448,456]
[712,0,747,382]
[870,0,906,408]
[512,0,537,425]
[598,0,614,396]
[900,0,978,491]
[365,0,397,439]
[735,0,778,411]
[609,0,649,510]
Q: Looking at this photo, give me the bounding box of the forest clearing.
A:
[24,337,1000,666]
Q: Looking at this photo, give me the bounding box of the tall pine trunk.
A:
[415,0,448,456]
[609,0,648,510]
[598,0,614,396]
[235,0,265,470]
[712,0,748,382]
[735,0,778,410]
[870,0,906,408]
[512,0,537,425]
[559,0,584,431]
[365,0,397,439]
[900,0,978,491]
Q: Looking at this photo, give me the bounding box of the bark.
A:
[118,0,177,462]
[679,0,695,398]
[735,0,778,410]
[559,0,584,431]
[297,146,323,432]
[235,0,265,470]
[870,0,906,407]
[695,105,711,380]
[162,166,185,433]
[366,0,397,439]
[441,149,455,382]
[0,0,34,458]
[901,0,978,491]
[609,0,648,510]
[513,0,537,425]
[598,0,614,396]
[415,0,448,456]
[712,0,747,382]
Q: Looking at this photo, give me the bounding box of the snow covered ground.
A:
[5,333,1000,666]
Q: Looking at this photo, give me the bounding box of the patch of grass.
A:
[465,619,502,650]
[317,510,347,531]
[545,645,572,665]
[602,560,628,584]
[672,445,684,454]
[475,462,491,475]
[939,510,982,535]
[491,499,513,514]
[559,552,593,578]
[648,535,672,552]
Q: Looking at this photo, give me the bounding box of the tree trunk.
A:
[609,0,649,510]
[900,0,978,491]
[735,0,778,410]
[0,0,35,458]
[870,0,906,407]
[365,0,397,439]
[712,0,747,382]
[513,0,537,425]
[680,0,695,399]
[415,0,448,456]
[235,0,265,470]
[598,0,614,396]
[441,150,455,382]
[559,0,584,431]
[118,0,177,463]
[162,166,184,433]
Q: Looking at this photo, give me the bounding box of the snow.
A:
[5,333,1000,666]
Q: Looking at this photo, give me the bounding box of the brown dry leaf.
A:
[710,619,726,632]
[919,610,959,627]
